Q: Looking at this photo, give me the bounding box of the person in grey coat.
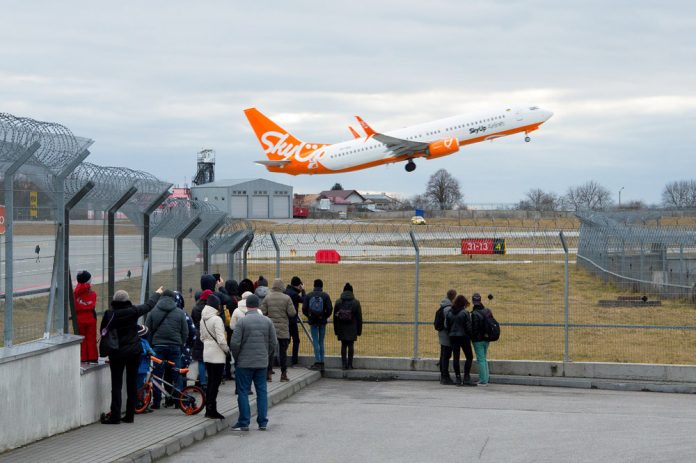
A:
[230,295,278,431]
[435,289,456,385]
[144,289,189,408]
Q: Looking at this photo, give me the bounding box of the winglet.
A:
[348,126,361,139]
[355,116,376,137]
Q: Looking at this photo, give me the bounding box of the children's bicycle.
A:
[136,356,205,415]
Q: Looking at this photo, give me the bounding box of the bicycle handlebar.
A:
[150,356,177,367]
[149,356,189,374]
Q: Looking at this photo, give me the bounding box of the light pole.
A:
[619,186,624,208]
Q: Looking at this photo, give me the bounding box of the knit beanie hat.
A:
[291,276,303,287]
[343,283,353,292]
[246,294,260,308]
[77,270,91,284]
[200,274,217,292]
[206,294,221,311]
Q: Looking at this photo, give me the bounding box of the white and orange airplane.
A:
[244,106,553,175]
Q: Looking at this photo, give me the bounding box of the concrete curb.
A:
[322,368,696,394]
[117,370,322,463]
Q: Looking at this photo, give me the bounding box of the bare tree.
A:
[563,181,613,211]
[619,200,647,210]
[662,180,696,208]
[330,182,344,191]
[517,188,559,211]
[424,169,463,210]
[409,193,432,210]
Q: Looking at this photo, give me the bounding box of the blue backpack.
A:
[308,295,324,316]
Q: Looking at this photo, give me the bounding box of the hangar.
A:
[191,178,293,219]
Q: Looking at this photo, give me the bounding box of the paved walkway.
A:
[165,379,696,463]
[0,368,319,463]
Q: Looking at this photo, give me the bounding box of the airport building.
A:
[191,178,293,219]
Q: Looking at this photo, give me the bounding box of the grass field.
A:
[3,224,696,365]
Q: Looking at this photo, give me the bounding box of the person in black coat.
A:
[333,283,363,370]
[445,295,476,386]
[285,276,306,366]
[99,287,163,424]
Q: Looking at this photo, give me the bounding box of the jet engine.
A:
[427,137,460,158]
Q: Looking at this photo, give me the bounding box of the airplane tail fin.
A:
[243,108,305,161]
[348,126,361,139]
[355,116,376,137]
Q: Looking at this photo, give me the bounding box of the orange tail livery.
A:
[243,108,330,175]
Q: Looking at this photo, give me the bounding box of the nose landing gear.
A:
[524,136,531,142]
[405,160,416,172]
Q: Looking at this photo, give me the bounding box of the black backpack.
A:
[433,305,446,331]
[336,303,353,322]
[473,308,500,342]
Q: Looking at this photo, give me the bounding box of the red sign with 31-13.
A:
[461,238,506,255]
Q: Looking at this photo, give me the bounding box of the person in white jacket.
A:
[230,291,253,332]
[200,294,229,420]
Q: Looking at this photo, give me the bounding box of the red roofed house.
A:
[315,190,370,215]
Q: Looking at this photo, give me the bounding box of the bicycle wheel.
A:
[135,384,152,414]
[178,385,205,415]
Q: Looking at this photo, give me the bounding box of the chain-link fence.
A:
[0,112,247,347]
[235,218,696,365]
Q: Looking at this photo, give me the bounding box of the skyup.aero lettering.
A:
[244,106,553,175]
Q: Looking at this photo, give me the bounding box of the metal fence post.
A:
[3,141,40,347]
[108,187,138,302]
[45,224,63,339]
[142,186,172,299]
[242,234,254,279]
[559,231,570,362]
[199,215,227,275]
[409,230,420,361]
[64,180,95,333]
[270,232,280,279]
[175,215,202,292]
[55,147,92,334]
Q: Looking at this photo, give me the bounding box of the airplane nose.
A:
[544,109,554,120]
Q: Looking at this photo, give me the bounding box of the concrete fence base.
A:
[298,355,696,383]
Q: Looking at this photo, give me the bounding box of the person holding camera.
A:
[100,286,163,424]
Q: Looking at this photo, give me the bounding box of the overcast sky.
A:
[2,1,695,205]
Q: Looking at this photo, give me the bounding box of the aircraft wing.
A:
[255,160,292,167]
[373,133,429,157]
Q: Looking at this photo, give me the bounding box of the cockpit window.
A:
[529,106,539,110]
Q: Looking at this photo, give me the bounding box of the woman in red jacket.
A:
[75,270,98,362]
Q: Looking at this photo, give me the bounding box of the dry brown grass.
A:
[3,252,695,365]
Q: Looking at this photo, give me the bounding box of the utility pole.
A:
[618,186,624,208]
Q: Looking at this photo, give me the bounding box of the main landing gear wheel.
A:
[524,136,531,142]
[405,160,416,172]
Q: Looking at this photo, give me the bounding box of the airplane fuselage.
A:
[246,106,553,175]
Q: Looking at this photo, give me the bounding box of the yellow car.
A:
[411,216,426,225]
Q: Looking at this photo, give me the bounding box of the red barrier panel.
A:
[315,249,340,264]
